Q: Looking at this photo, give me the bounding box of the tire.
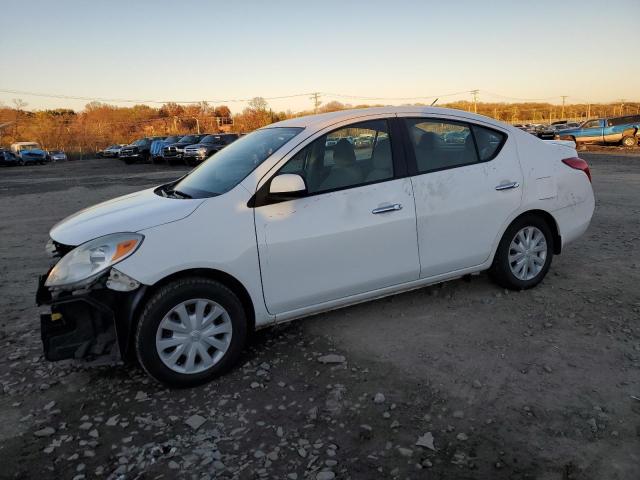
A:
[18,159,25,166]
[489,214,554,290]
[135,277,248,388]
[621,135,637,148]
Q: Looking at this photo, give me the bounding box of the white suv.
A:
[38,107,594,387]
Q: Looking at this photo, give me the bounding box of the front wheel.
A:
[621,135,637,148]
[489,215,554,290]
[135,277,248,388]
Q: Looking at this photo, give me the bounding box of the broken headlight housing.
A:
[45,233,143,289]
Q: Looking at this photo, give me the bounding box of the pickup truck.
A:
[10,142,48,165]
[556,114,640,147]
[182,133,239,166]
[119,137,165,164]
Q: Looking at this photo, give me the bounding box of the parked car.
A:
[10,142,48,165]
[37,106,594,387]
[161,134,206,165]
[533,124,557,140]
[150,135,183,163]
[119,137,165,164]
[101,144,125,158]
[183,134,239,166]
[556,114,640,147]
[47,150,67,162]
[0,149,20,166]
[353,135,374,147]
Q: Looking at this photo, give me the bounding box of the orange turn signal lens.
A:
[112,239,139,262]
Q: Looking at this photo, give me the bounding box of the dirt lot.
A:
[0,153,638,480]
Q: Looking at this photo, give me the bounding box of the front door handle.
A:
[495,181,520,191]
[372,203,403,214]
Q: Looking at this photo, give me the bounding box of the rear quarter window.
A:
[472,125,507,161]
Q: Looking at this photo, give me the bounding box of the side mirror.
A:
[269,174,306,197]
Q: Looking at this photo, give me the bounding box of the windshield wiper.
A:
[160,184,192,199]
[171,189,192,199]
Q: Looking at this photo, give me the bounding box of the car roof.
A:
[267,106,508,131]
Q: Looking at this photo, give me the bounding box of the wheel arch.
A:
[502,209,562,255]
[123,268,256,359]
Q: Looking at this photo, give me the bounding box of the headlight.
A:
[45,233,143,288]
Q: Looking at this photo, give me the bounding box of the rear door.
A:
[253,118,420,315]
[401,115,522,278]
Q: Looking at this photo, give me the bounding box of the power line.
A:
[482,91,562,102]
[0,88,316,105]
[322,90,471,101]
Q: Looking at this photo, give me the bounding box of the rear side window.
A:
[404,119,478,174]
[472,125,506,161]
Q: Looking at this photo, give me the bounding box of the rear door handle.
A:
[372,203,402,214]
[495,182,520,191]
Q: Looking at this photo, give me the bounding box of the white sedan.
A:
[38,107,594,387]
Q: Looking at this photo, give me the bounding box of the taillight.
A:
[562,157,591,183]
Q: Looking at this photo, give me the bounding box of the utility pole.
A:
[560,96,568,119]
[617,99,625,116]
[470,89,479,114]
[310,92,322,114]
[587,104,591,119]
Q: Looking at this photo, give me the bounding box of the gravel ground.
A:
[0,153,638,480]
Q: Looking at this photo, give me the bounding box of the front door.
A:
[254,118,420,315]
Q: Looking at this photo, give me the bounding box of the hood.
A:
[50,187,205,246]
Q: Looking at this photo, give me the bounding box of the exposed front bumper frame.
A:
[37,271,147,363]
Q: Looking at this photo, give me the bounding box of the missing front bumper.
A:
[37,272,147,364]
[40,296,120,362]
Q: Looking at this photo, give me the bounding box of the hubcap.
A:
[508,226,547,281]
[155,299,232,374]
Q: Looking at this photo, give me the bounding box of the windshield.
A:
[174,127,303,198]
[20,143,40,150]
[201,135,222,144]
[178,135,199,144]
[164,136,181,143]
[133,139,147,146]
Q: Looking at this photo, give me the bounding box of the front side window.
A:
[582,120,601,129]
[404,119,478,173]
[280,119,393,194]
[174,127,302,197]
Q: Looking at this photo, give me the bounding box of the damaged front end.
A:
[37,238,147,365]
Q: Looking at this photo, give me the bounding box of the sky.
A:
[0,0,638,113]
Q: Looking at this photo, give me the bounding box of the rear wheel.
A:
[489,215,554,290]
[135,277,247,387]
[622,135,637,148]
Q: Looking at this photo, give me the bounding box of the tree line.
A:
[1,97,638,156]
